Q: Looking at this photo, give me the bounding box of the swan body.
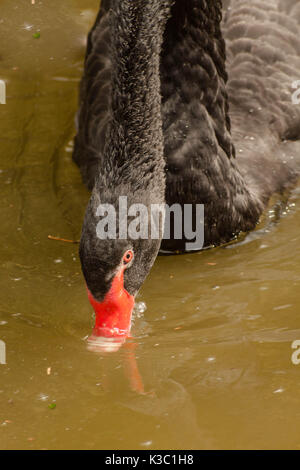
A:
[73,0,300,337]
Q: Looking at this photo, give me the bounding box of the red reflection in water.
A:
[87,335,145,394]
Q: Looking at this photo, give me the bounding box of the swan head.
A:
[79,186,163,342]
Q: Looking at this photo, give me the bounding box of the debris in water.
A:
[48,235,79,244]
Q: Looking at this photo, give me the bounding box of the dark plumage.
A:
[73,0,300,305]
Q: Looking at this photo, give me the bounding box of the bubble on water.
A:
[135,301,147,317]
[22,23,33,31]
[37,393,49,402]
[54,259,62,264]
[206,357,216,363]
[65,141,74,152]
[141,440,152,447]
[0,321,7,326]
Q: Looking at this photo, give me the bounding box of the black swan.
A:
[73,0,300,340]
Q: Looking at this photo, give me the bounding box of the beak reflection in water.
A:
[86,335,145,394]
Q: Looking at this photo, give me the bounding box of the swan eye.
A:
[123,250,134,266]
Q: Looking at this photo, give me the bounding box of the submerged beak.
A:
[87,267,135,340]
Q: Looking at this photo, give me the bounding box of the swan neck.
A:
[102,1,172,189]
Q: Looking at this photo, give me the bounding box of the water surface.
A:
[0,0,300,450]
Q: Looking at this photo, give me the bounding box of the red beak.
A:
[87,267,135,339]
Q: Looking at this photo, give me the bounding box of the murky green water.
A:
[1,0,300,450]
